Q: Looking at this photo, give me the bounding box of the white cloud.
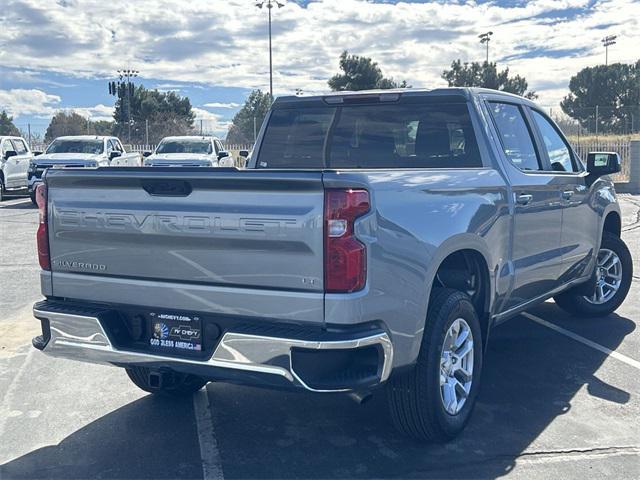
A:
[0,88,61,116]
[203,102,241,109]
[0,0,639,112]
[70,104,114,122]
[192,108,232,137]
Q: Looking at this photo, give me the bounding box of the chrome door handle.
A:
[562,190,574,200]
[516,194,533,205]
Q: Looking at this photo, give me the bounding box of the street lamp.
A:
[601,35,617,66]
[256,0,284,100]
[478,31,493,64]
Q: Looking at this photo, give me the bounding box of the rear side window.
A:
[489,102,541,171]
[257,103,482,169]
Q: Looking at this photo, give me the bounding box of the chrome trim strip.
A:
[33,307,393,392]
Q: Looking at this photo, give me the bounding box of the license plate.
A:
[148,312,202,353]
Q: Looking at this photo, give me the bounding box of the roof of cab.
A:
[159,136,220,141]
[273,87,535,107]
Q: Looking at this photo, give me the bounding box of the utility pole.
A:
[27,123,31,148]
[601,35,616,66]
[200,119,203,136]
[253,116,257,142]
[256,1,284,99]
[145,119,149,146]
[479,31,493,64]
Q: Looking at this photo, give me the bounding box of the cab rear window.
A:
[257,103,482,169]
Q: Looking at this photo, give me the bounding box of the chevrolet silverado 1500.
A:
[31,88,632,441]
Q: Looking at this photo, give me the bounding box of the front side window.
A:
[11,139,28,154]
[257,102,481,169]
[156,140,213,154]
[489,102,541,171]
[46,139,104,155]
[531,110,578,172]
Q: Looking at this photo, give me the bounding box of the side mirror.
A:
[239,150,249,158]
[142,151,152,158]
[4,150,17,160]
[109,151,122,160]
[587,152,621,179]
[217,151,230,160]
[33,151,43,156]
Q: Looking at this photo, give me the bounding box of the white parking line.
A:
[193,388,224,480]
[522,312,640,370]
[0,198,30,208]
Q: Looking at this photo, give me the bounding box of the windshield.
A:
[156,140,212,154]
[46,139,104,155]
[257,102,482,169]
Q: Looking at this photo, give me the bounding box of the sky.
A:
[0,0,639,139]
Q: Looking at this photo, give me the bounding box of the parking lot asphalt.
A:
[0,194,639,479]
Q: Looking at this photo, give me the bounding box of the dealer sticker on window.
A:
[149,312,202,352]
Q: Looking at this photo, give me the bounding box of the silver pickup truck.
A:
[31,88,632,441]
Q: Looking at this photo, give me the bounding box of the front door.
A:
[527,108,599,281]
[487,101,564,311]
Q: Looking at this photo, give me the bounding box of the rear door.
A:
[487,100,564,310]
[47,169,325,293]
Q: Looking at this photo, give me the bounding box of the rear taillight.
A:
[324,189,370,293]
[36,184,50,271]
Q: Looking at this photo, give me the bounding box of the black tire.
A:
[30,191,37,205]
[126,366,208,396]
[386,288,483,442]
[0,177,4,202]
[554,232,633,317]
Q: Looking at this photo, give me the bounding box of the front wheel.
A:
[126,366,208,396]
[386,288,483,442]
[554,232,633,317]
[0,177,4,202]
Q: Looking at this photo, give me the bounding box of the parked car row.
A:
[0,134,244,203]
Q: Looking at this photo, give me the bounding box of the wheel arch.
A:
[425,237,495,349]
[603,210,621,238]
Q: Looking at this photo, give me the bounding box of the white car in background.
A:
[143,136,235,167]
[0,136,33,201]
[28,135,141,203]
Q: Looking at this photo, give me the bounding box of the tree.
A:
[328,51,408,91]
[0,110,20,136]
[442,60,537,99]
[92,120,114,136]
[561,61,640,134]
[45,111,91,142]
[226,90,272,144]
[113,86,195,144]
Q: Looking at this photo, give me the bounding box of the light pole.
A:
[479,31,493,64]
[256,0,284,100]
[109,69,138,143]
[601,35,617,66]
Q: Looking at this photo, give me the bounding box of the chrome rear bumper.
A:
[33,303,393,392]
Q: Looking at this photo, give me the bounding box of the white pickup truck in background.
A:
[0,136,33,202]
[142,136,235,167]
[27,135,141,203]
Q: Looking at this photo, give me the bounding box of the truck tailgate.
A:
[46,168,325,294]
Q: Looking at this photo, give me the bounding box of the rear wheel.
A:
[126,366,208,396]
[30,191,37,205]
[387,288,483,442]
[554,232,632,317]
